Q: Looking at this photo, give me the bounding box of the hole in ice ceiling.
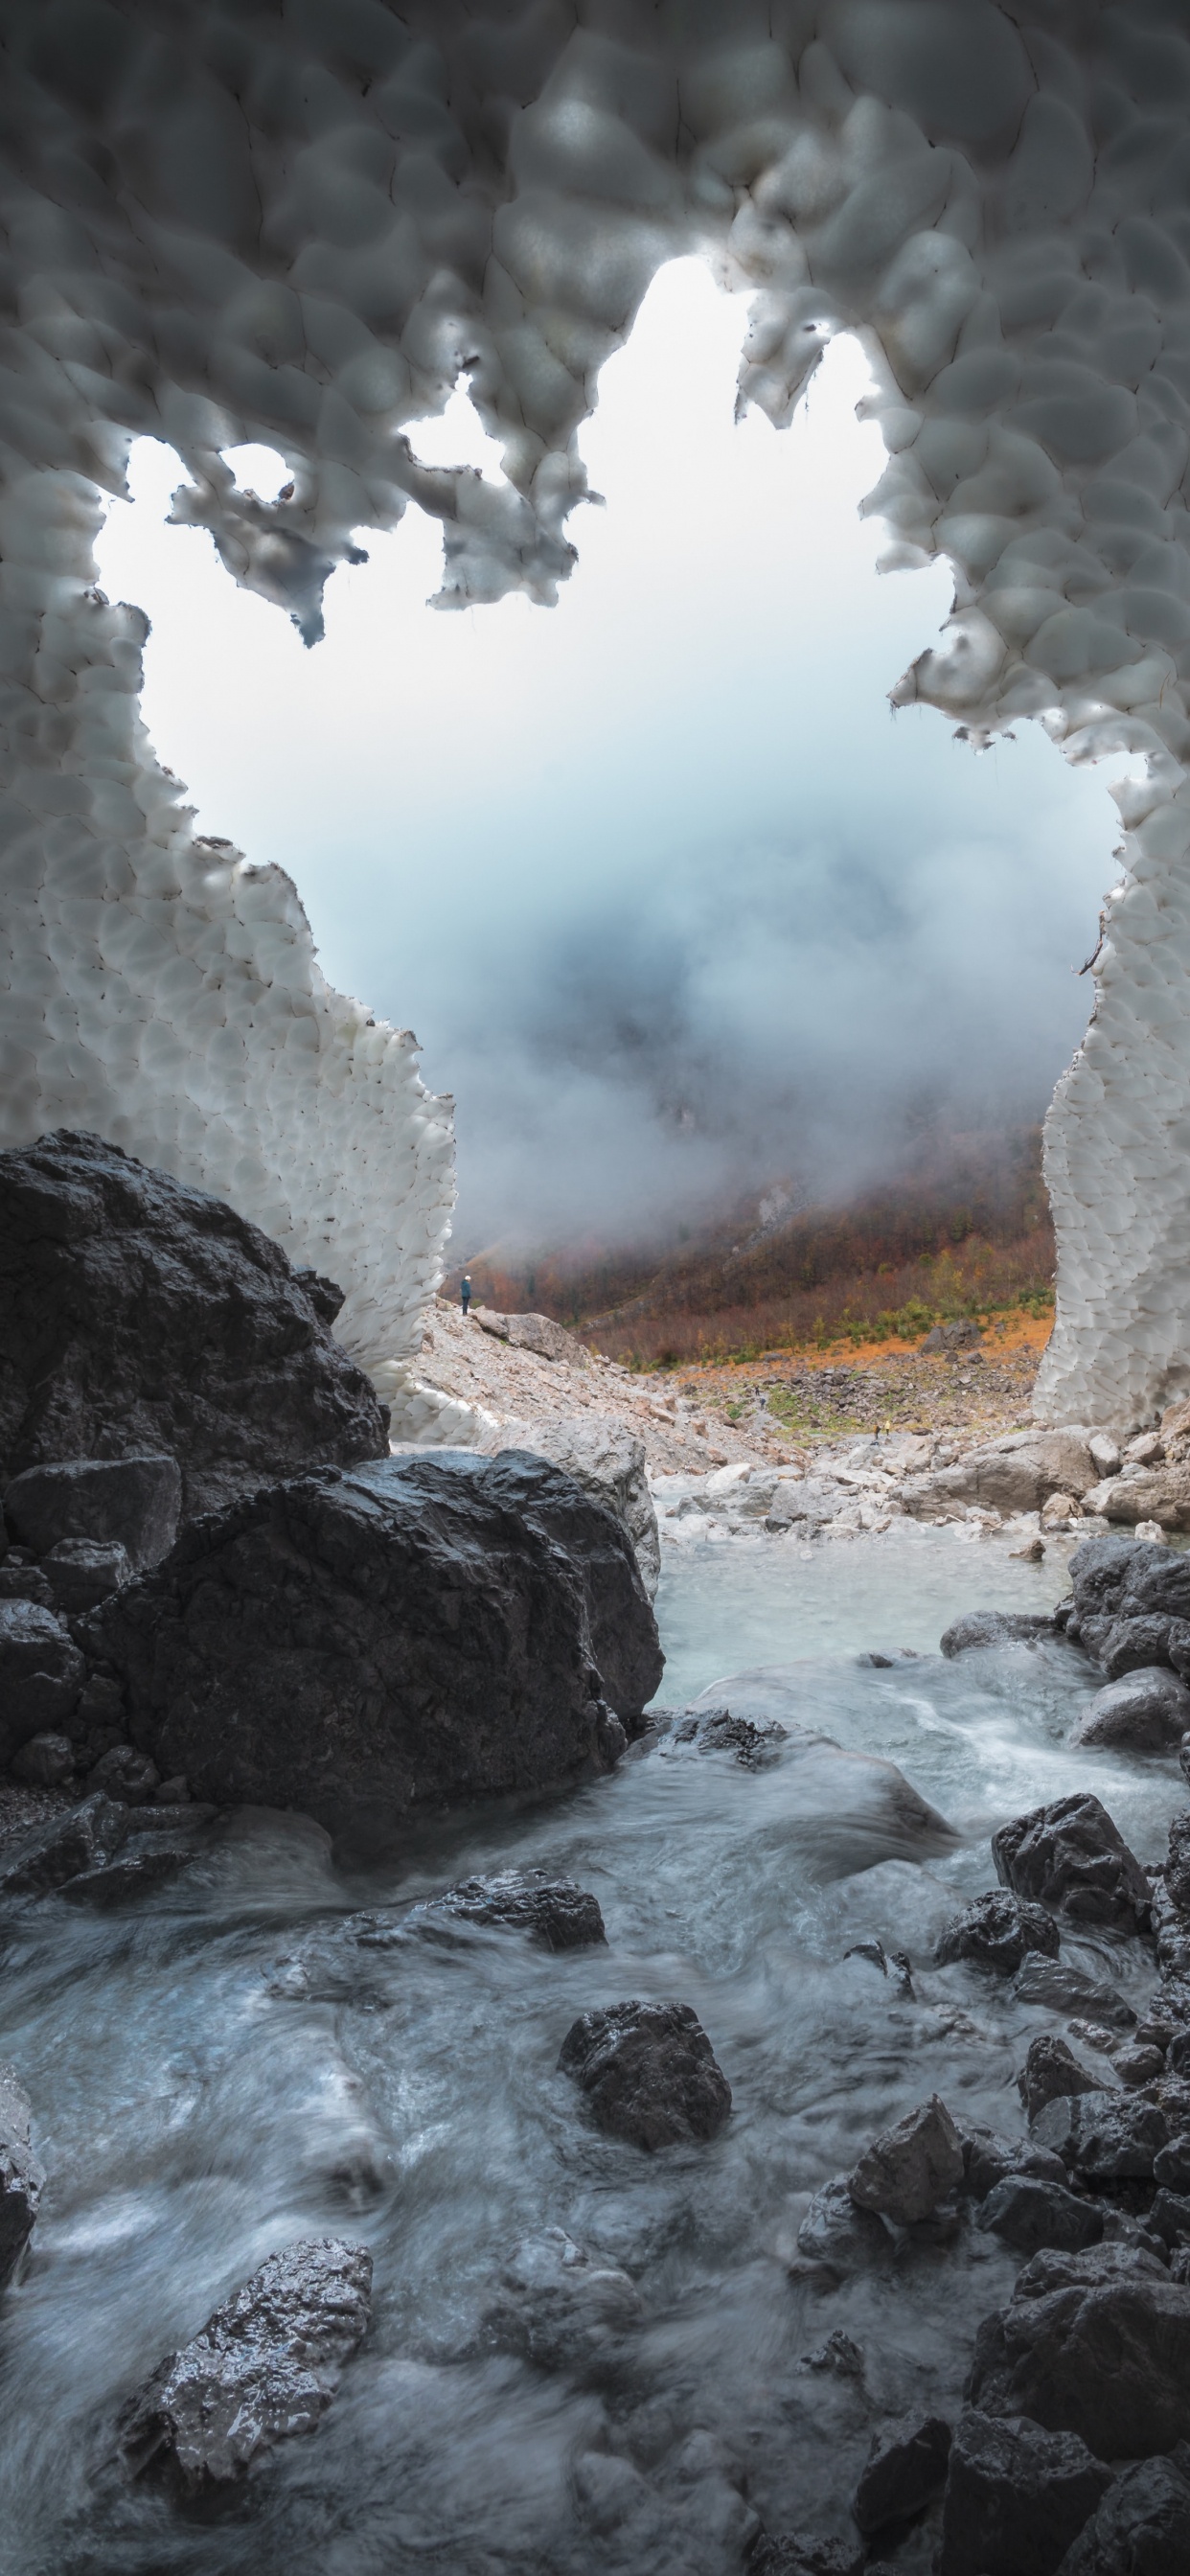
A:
[93,260,1127,1254]
[221,443,291,501]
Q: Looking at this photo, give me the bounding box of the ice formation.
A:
[3,4,1190,1421]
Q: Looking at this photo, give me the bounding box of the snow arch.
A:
[3,0,1190,1421]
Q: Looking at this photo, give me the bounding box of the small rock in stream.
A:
[1018,2035,1102,2122]
[121,2237,372,2487]
[795,2180,891,2275]
[993,1792,1152,1935]
[481,2227,641,2369]
[936,2407,1111,2576]
[0,2064,44,2284]
[976,2175,1103,2257]
[665,1707,788,1767]
[848,2095,964,2227]
[1072,1666,1190,1751]
[935,1890,1059,1976]
[1012,1954,1136,2031]
[940,1611,1057,1656]
[425,1870,605,1949]
[852,2412,951,2537]
[558,2001,731,2150]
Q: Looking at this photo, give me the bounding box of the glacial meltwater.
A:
[1,1525,1184,2573]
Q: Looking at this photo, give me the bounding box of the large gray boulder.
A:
[902,1430,1099,1521]
[993,1792,1151,1934]
[935,1891,1059,1975]
[968,2243,1190,2458]
[121,2237,372,2487]
[0,2065,44,2284]
[848,2095,964,2226]
[0,1130,388,1521]
[1056,2454,1190,2573]
[1072,1667,1190,1750]
[86,1454,662,1834]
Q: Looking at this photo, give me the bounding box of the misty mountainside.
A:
[448,1124,1054,1368]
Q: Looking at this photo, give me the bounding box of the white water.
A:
[0,1529,1182,2572]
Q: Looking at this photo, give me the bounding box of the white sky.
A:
[95,259,1121,1254]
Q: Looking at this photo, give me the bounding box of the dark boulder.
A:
[749,2538,863,2576]
[41,1536,133,1614]
[992,1792,1151,1934]
[1098,1616,1182,1681]
[852,2412,951,2536]
[936,2408,1111,2576]
[0,1131,388,1521]
[0,2064,44,2284]
[968,2243,1190,2457]
[940,1612,1056,1657]
[121,2237,372,2487]
[1032,2089,1169,2184]
[935,1890,1059,1975]
[976,2176,1103,2257]
[848,2095,964,2226]
[5,1460,179,1573]
[665,1708,788,1767]
[10,1731,76,1786]
[558,2001,730,2150]
[1018,2036,1102,2122]
[84,1745,159,1805]
[0,1600,83,1760]
[1056,2452,1190,2573]
[86,1454,662,1835]
[1072,1667,1190,1749]
[428,1871,606,1949]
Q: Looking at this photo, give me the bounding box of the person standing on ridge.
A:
[461,1275,472,1316]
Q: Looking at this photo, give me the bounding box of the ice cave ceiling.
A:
[3,0,1190,1426]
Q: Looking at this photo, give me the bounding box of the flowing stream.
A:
[0,1525,1184,2573]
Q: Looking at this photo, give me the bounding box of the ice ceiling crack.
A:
[4,0,1190,1424]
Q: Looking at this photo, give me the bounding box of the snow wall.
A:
[3,1,1190,1426]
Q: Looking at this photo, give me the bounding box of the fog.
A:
[95,260,1123,1259]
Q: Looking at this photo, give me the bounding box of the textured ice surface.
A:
[4,5,1190,1417]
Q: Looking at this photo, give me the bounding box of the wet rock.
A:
[59,1834,202,1906]
[1141,2189,1190,2250]
[0,1132,389,1523]
[976,2177,1103,2257]
[936,2408,1111,2576]
[666,1708,788,1768]
[935,1890,1059,1975]
[1056,2454,1190,2574]
[0,1600,83,1760]
[558,2001,731,2150]
[1072,1667,1190,1749]
[992,1792,1151,1934]
[848,2095,963,2227]
[797,2331,865,2378]
[1033,2089,1169,2184]
[496,1417,659,1599]
[429,1871,605,1949]
[41,1537,132,1615]
[749,2536,863,2576]
[1115,2043,1166,2087]
[969,2243,1190,2458]
[940,1611,1057,1656]
[4,1458,182,1573]
[88,1453,661,1835]
[1018,2036,1102,2121]
[1012,1954,1136,2030]
[0,1562,52,1606]
[84,1745,160,1806]
[0,1790,130,1897]
[10,1732,76,1786]
[121,2236,372,2487]
[481,2227,641,2369]
[961,2127,1069,2203]
[0,2064,44,2284]
[853,2413,951,2536]
[795,2179,891,2273]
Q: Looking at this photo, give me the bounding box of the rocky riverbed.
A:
[7,1135,1190,2571]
